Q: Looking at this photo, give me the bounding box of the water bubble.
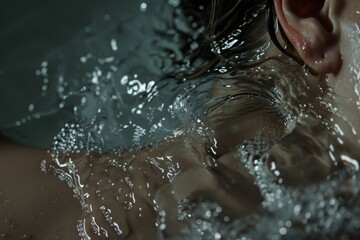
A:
[41,61,48,68]
[168,0,180,7]
[28,104,34,112]
[218,68,228,73]
[285,221,292,227]
[159,223,166,230]
[104,14,110,21]
[91,71,99,84]
[111,39,118,52]
[140,2,147,12]
[58,102,65,109]
[1,233,9,238]
[279,227,287,235]
[21,234,33,239]
[120,75,128,85]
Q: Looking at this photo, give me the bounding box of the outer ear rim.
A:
[273,0,342,75]
[266,0,308,68]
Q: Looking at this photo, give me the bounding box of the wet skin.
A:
[0,90,286,239]
[0,84,349,239]
[0,139,81,239]
[2,0,360,239]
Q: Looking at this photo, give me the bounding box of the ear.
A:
[273,0,342,75]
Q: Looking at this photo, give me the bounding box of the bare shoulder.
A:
[0,140,81,239]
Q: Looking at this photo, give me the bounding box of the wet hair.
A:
[181,0,259,40]
[179,0,316,79]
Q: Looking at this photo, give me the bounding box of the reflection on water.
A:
[2,0,360,239]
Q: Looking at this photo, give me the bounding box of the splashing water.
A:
[2,0,360,239]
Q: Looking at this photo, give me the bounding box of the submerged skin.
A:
[1,0,360,239]
[54,93,283,239]
[0,139,81,239]
[0,93,284,239]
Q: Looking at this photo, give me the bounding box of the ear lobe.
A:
[273,0,342,75]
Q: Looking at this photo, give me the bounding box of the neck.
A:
[328,21,360,155]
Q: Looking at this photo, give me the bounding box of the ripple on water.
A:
[4,0,360,239]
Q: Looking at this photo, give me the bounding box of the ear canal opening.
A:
[265,0,318,75]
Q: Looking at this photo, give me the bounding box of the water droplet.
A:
[120,75,128,85]
[140,2,147,12]
[279,227,287,235]
[27,103,34,112]
[159,223,166,230]
[168,0,180,7]
[111,39,118,52]
[1,233,9,238]
[293,204,301,215]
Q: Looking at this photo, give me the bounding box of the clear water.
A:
[1,0,360,239]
